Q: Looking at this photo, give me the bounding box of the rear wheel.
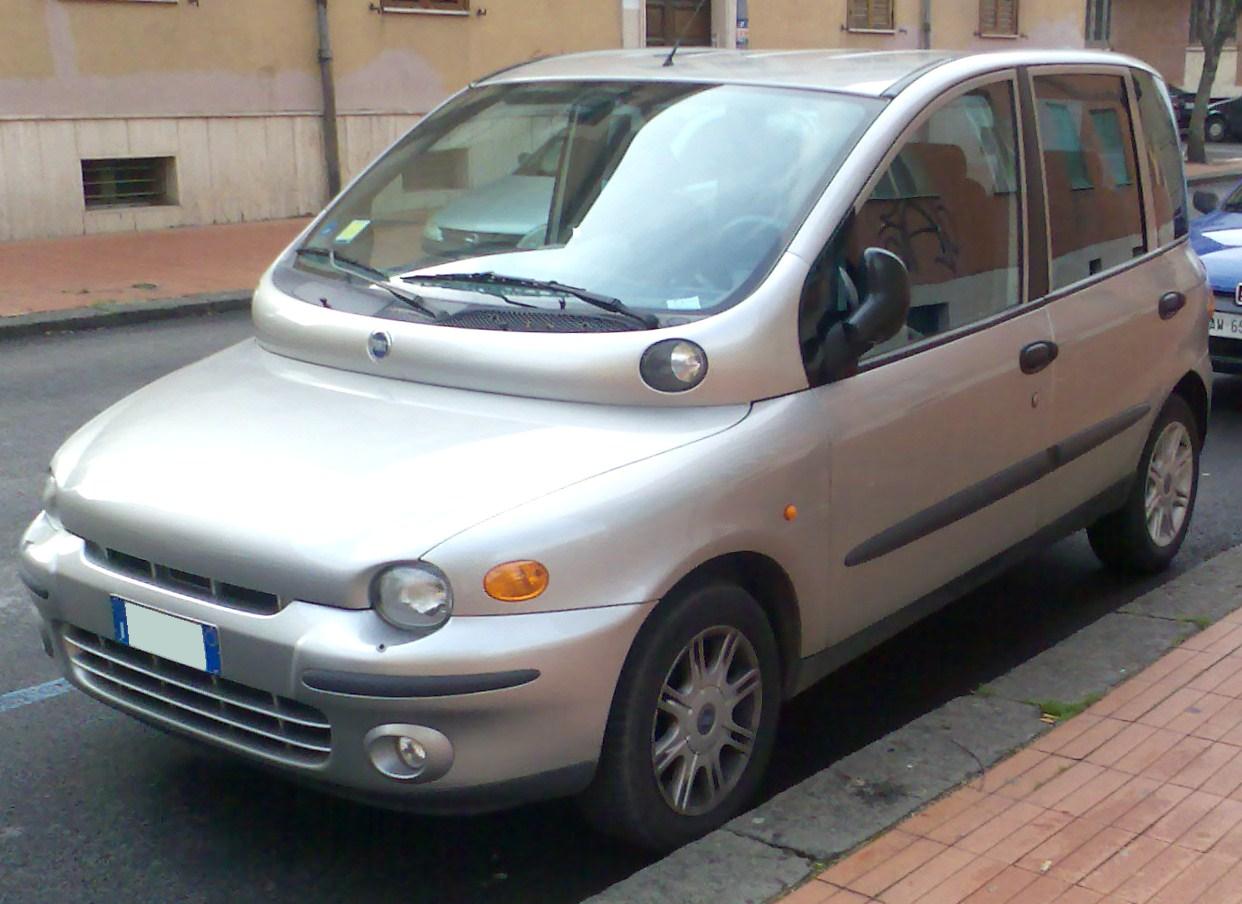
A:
[1087,395,1199,573]
[578,582,781,851]
[1208,116,1229,143]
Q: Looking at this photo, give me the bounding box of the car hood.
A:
[52,340,749,608]
[428,175,554,236]
[1192,217,1242,294]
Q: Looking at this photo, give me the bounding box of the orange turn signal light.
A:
[484,560,549,602]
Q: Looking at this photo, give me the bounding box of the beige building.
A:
[0,0,1223,242]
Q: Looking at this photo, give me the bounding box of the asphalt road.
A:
[3,314,1242,903]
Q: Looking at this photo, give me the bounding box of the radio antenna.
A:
[662,0,711,67]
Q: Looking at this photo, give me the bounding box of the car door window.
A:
[1034,73,1146,290]
[1132,70,1189,245]
[852,80,1023,358]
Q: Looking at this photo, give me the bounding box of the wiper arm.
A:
[295,247,440,321]
[399,271,657,329]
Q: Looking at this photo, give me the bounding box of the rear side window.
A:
[1132,69,1189,244]
[1034,73,1146,291]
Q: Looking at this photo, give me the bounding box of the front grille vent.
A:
[84,542,281,615]
[440,308,632,332]
[64,627,331,767]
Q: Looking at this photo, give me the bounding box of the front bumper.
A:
[1210,334,1242,374]
[19,513,652,811]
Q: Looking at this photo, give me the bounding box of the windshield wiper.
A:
[295,247,440,321]
[397,271,658,329]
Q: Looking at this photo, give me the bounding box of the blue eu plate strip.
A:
[111,596,129,645]
[202,625,222,675]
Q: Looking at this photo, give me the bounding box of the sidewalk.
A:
[775,611,1242,904]
[0,217,307,318]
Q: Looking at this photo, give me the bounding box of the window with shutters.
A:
[846,0,894,32]
[380,0,469,13]
[1085,0,1111,45]
[978,0,1019,36]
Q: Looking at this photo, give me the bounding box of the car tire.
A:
[1087,394,1200,574]
[577,581,781,851]
[1207,116,1228,143]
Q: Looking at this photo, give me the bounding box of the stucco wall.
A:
[0,0,622,119]
[1111,0,1189,86]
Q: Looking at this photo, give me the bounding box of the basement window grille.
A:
[81,156,176,210]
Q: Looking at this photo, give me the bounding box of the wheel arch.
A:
[1171,370,1209,444]
[655,552,803,699]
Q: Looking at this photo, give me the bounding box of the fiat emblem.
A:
[367,331,392,360]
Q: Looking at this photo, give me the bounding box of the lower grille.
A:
[63,626,331,767]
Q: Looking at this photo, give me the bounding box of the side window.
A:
[850,80,1023,359]
[1132,69,1189,244]
[1033,73,1146,290]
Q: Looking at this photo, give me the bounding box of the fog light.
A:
[364,724,453,783]
[397,736,428,772]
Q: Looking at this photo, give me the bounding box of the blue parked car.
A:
[1192,183,1242,372]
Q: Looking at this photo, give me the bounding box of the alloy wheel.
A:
[650,626,762,816]
[1144,420,1194,547]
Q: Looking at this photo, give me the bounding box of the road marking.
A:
[0,678,71,714]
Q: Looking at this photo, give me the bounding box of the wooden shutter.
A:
[382,0,470,12]
[848,0,894,30]
[980,0,1018,35]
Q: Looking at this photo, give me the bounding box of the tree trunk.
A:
[1188,0,1242,164]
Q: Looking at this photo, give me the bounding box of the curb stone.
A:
[0,291,252,341]
[584,543,1242,904]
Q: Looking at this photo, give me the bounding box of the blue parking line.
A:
[0,678,71,714]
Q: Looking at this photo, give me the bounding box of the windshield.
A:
[297,80,881,319]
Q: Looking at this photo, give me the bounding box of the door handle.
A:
[1159,291,1186,320]
[1019,340,1058,375]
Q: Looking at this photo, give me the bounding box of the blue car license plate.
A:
[110,596,221,675]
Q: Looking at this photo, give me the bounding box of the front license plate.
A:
[110,596,221,675]
[1210,310,1242,338]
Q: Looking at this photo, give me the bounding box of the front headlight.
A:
[372,562,453,632]
[41,470,62,528]
[423,223,444,242]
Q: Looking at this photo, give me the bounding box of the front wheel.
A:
[1087,394,1200,573]
[578,582,781,851]
[1208,116,1229,143]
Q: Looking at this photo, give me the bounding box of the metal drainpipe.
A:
[919,0,931,49]
[316,0,343,198]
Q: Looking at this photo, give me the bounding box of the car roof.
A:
[477,48,1157,97]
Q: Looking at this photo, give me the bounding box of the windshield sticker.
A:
[334,219,371,244]
[666,296,702,311]
[1203,228,1242,247]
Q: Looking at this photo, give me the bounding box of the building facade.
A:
[0,0,1227,242]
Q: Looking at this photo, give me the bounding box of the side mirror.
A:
[1194,190,1219,214]
[815,247,912,382]
[845,248,912,353]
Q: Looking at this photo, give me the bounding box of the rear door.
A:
[1030,67,1200,524]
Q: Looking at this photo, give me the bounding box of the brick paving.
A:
[0,217,308,317]
[773,608,1242,904]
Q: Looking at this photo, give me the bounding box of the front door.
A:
[646,0,712,47]
[806,74,1056,648]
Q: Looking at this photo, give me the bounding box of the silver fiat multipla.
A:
[20,48,1210,850]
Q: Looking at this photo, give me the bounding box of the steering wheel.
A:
[682,214,784,292]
